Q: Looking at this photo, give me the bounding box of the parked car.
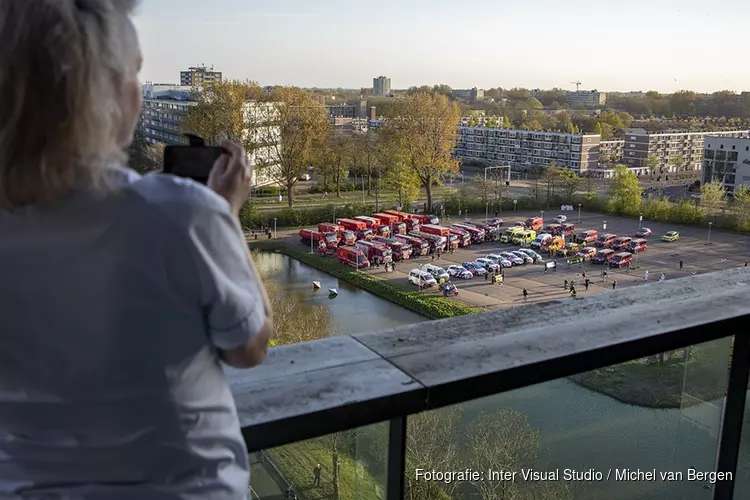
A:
[447,265,473,280]
[609,252,633,268]
[552,214,568,224]
[531,233,553,249]
[485,253,513,268]
[500,252,525,266]
[662,231,680,242]
[422,263,450,282]
[628,238,648,253]
[592,249,615,264]
[462,261,487,276]
[475,257,500,272]
[611,236,633,251]
[635,227,653,238]
[511,250,534,264]
[595,233,617,249]
[409,269,437,287]
[517,248,543,262]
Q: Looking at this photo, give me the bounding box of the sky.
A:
[133,0,750,94]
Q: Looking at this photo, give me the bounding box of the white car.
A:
[517,248,543,262]
[423,264,450,282]
[475,258,500,272]
[530,233,552,249]
[510,251,534,264]
[447,265,473,280]
[485,253,513,268]
[552,215,568,223]
[500,252,524,266]
[409,269,437,287]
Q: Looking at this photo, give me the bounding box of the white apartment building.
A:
[566,90,607,107]
[373,76,391,97]
[703,136,750,193]
[455,127,600,173]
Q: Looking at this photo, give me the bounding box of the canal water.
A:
[255,253,750,500]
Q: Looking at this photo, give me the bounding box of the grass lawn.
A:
[569,348,728,408]
[269,439,383,500]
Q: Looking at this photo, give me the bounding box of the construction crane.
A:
[570,81,582,92]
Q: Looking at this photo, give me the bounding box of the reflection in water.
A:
[255,252,737,500]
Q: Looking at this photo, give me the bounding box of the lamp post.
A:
[333,205,336,224]
[540,210,544,221]
[513,199,518,212]
[708,221,713,245]
[639,214,643,230]
[273,217,277,239]
[485,202,489,222]
[362,175,365,203]
[578,204,582,223]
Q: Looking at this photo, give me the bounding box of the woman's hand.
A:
[208,140,251,216]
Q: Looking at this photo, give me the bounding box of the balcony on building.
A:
[237,268,750,500]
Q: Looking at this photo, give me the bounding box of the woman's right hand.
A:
[208,140,251,216]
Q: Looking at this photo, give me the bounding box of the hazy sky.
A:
[134,0,749,93]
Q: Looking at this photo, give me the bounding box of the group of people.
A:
[484,267,505,283]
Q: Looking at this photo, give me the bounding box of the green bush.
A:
[248,240,479,319]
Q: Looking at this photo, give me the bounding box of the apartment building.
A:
[566,90,607,107]
[452,88,484,102]
[600,140,624,164]
[455,127,600,173]
[703,137,750,192]
[621,128,750,172]
[325,101,368,120]
[179,65,222,87]
[137,86,279,186]
[372,76,391,97]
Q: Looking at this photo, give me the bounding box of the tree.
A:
[255,87,330,207]
[645,154,660,176]
[313,132,350,197]
[127,132,164,173]
[540,163,562,208]
[700,181,727,219]
[608,165,641,215]
[378,125,420,209]
[182,80,265,148]
[391,93,461,212]
[558,168,582,202]
[733,185,750,231]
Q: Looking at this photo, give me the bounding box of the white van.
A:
[530,233,552,249]
[409,269,437,287]
[422,264,450,282]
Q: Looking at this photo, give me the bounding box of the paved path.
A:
[249,452,290,500]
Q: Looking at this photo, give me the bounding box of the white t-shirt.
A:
[0,166,264,499]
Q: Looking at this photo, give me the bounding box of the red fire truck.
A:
[372,213,407,235]
[420,224,459,250]
[448,226,471,247]
[298,229,337,254]
[337,246,369,268]
[394,234,430,256]
[355,216,391,238]
[355,240,393,265]
[336,218,373,240]
[373,236,412,261]
[451,223,485,244]
[412,213,440,225]
[409,231,447,253]
[383,210,421,231]
[318,223,356,245]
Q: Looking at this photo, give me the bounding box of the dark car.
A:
[595,233,617,248]
[609,252,633,268]
[611,236,633,251]
[635,227,653,238]
[628,238,648,253]
[593,249,615,264]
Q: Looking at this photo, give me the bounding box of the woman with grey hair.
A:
[0,1,273,498]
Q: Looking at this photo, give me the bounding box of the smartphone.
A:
[163,145,224,184]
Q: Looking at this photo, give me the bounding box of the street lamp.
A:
[485,202,489,222]
[273,217,277,239]
[513,199,518,212]
[638,214,643,230]
[578,204,582,224]
[540,210,544,221]
[708,221,713,245]
[603,220,607,231]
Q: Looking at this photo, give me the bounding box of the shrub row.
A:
[240,202,384,229]
[249,240,480,319]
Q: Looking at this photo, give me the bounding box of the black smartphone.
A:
[163,145,223,184]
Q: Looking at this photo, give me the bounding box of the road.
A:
[283,209,750,311]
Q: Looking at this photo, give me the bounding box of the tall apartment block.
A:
[703,136,750,192]
[566,90,607,107]
[372,76,391,97]
[600,140,624,164]
[139,85,195,145]
[452,88,485,102]
[621,128,749,173]
[455,127,600,173]
[180,65,222,87]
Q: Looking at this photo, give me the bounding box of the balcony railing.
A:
[230,268,750,500]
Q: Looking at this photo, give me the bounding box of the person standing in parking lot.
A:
[522,289,528,302]
[679,260,684,270]
[612,280,617,290]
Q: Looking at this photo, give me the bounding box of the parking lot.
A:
[351,209,750,310]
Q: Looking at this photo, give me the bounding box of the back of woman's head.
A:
[0,0,140,210]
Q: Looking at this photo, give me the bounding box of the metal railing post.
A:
[713,333,750,500]
[387,417,407,500]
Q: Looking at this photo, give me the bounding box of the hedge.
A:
[249,240,480,319]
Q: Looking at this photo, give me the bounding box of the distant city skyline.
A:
[133,0,749,94]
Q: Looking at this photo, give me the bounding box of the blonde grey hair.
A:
[0,0,139,210]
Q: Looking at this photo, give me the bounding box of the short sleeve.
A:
[183,207,266,350]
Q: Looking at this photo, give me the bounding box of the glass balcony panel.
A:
[250,422,387,500]
[405,337,731,500]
